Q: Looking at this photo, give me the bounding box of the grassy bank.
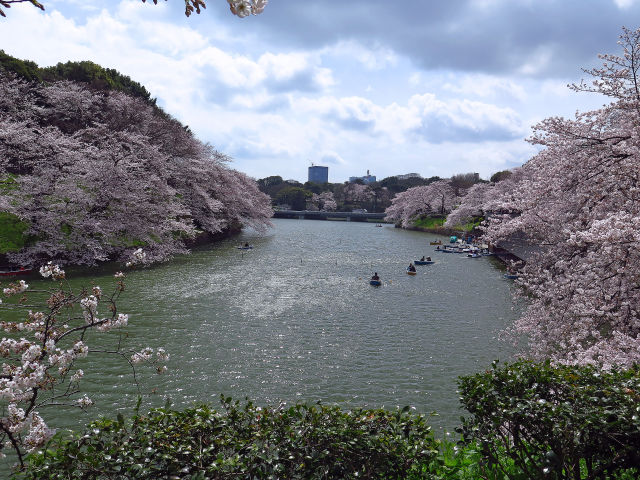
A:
[412,216,446,229]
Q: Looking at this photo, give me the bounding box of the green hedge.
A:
[18,363,640,479]
[20,397,440,479]
[458,361,640,479]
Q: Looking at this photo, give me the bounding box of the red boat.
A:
[0,266,32,277]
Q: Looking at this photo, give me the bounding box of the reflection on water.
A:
[23,219,518,436]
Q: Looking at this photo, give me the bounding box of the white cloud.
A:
[441,75,527,102]
[612,0,637,8]
[1,0,620,183]
[323,41,398,70]
[517,46,554,76]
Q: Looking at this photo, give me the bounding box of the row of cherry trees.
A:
[446,27,640,368]
[0,72,272,266]
[0,0,267,18]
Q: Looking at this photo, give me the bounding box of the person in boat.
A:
[408,263,416,272]
[420,256,425,261]
[371,272,380,281]
[426,256,431,261]
[244,242,250,247]
[435,245,440,250]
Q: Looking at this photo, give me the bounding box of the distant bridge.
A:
[273,210,387,222]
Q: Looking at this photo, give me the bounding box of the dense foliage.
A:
[257,174,457,214]
[447,27,640,367]
[0,68,272,266]
[0,51,158,104]
[273,186,312,211]
[384,180,458,227]
[458,361,640,479]
[0,51,41,82]
[377,175,442,194]
[19,362,640,479]
[20,397,440,479]
[0,211,30,254]
[41,60,156,104]
[258,177,393,213]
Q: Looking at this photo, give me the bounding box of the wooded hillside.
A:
[0,53,272,266]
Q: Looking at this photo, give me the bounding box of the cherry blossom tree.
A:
[0,71,272,266]
[0,0,267,18]
[476,27,640,367]
[310,191,337,212]
[444,182,493,228]
[341,183,374,210]
[385,180,457,227]
[0,261,167,469]
[444,170,526,228]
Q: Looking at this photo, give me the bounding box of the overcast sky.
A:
[1,0,637,182]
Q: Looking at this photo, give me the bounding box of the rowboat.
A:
[503,273,519,279]
[414,260,434,265]
[406,268,417,275]
[237,245,253,250]
[0,266,32,276]
[429,240,442,245]
[369,279,382,286]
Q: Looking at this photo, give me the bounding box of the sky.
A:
[1,0,638,183]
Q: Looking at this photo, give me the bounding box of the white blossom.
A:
[75,395,93,408]
[39,262,65,280]
[3,280,29,296]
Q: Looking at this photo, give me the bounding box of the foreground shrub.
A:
[458,360,640,479]
[19,396,440,479]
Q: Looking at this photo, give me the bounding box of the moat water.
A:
[10,219,520,447]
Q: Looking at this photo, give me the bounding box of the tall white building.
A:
[349,169,376,184]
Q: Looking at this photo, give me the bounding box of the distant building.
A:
[396,173,422,180]
[349,170,376,184]
[308,165,329,183]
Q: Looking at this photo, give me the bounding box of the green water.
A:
[2,218,519,469]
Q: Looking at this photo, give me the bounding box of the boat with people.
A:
[370,272,382,286]
[237,243,253,250]
[0,266,32,276]
[415,256,434,265]
[429,240,442,245]
[406,263,417,275]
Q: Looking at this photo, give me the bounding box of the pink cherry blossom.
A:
[449,28,640,368]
